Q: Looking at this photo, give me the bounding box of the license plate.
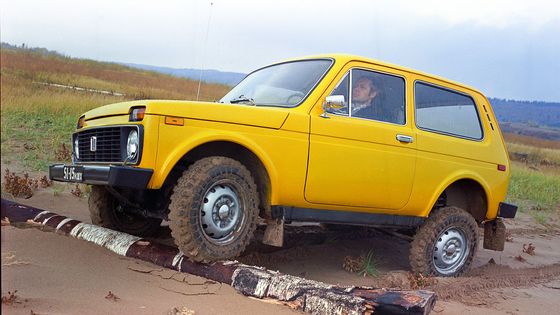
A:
[63,166,84,182]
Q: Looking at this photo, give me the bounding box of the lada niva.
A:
[49,54,517,276]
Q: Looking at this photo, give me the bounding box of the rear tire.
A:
[409,207,478,277]
[168,156,259,262]
[88,186,162,236]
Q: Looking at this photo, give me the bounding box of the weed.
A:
[342,255,362,273]
[39,175,52,188]
[2,169,38,198]
[1,290,19,305]
[408,272,437,289]
[71,184,83,198]
[54,143,71,162]
[52,184,65,197]
[83,184,92,195]
[105,291,120,302]
[359,251,379,277]
[342,250,379,277]
[523,243,536,256]
[505,231,514,242]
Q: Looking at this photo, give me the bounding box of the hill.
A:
[122,62,246,86]
[489,98,560,129]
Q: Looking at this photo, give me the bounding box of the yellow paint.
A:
[77,54,511,220]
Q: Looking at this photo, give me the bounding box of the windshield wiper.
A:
[229,95,256,106]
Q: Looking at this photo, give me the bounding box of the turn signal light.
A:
[497,164,506,171]
[77,116,85,129]
[129,106,146,121]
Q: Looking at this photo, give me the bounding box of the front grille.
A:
[75,127,123,162]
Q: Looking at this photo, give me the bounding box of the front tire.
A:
[88,186,162,236]
[409,207,478,277]
[168,156,259,262]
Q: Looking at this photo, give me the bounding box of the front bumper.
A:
[49,164,153,189]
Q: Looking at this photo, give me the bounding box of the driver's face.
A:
[353,78,376,103]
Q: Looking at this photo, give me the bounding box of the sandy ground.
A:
[2,185,560,315]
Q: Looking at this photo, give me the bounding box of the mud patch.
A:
[432,263,560,305]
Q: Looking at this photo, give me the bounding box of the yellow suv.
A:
[49,54,517,276]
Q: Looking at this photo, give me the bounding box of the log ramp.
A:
[1,199,436,315]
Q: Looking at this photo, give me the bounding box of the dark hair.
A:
[356,76,379,94]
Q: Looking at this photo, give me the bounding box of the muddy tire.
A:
[410,206,478,277]
[168,156,259,262]
[88,186,162,236]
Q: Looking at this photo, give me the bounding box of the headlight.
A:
[126,130,139,159]
[74,138,79,160]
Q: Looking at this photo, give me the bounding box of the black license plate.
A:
[63,166,84,182]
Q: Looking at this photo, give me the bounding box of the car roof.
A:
[276,54,484,97]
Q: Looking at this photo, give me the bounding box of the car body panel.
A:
[60,54,512,221]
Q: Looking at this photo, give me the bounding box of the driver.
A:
[351,76,379,119]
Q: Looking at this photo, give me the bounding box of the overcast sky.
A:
[1,0,559,102]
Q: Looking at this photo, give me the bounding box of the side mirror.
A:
[321,95,346,118]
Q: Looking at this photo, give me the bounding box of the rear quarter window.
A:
[415,82,483,140]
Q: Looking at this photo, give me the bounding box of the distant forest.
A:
[489,98,560,129]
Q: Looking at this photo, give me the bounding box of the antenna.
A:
[196,2,214,102]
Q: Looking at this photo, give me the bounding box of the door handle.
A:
[396,134,414,143]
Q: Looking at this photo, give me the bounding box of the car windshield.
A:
[220,59,332,107]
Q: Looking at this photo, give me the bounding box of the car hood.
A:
[84,100,290,129]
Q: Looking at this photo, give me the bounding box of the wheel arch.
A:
[159,136,276,218]
[425,174,490,223]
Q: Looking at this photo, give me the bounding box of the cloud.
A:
[1,0,559,101]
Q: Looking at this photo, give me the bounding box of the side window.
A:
[328,69,405,124]
[415,82,483,140]
[327,73,350,115]
[350,69,405,124]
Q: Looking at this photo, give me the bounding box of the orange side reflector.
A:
[165,116,184,126]
[497,164,506,171]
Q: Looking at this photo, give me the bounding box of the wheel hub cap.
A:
[218,204,230,219]
[200,184,241,243]
[433,227,469,275]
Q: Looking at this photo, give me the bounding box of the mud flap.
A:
[483,218,506,251]
[262,218,284,247]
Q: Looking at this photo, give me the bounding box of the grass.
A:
[0,47,230,171]
[506,162,560,225]
[505,142,560,167]
[359,250,379,277]
[502,131,560,223]
[503,132,560,150]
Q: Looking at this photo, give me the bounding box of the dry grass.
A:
[503,132,560,150]
[506,142,560,167]
[0,48,230,171]
[0,49,230,106]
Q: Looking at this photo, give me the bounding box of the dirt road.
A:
[2,188,560,314]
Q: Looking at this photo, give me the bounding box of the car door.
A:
[304,65,416,210]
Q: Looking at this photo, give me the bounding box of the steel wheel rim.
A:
[199,181,245,245]
[433,227,470,275]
